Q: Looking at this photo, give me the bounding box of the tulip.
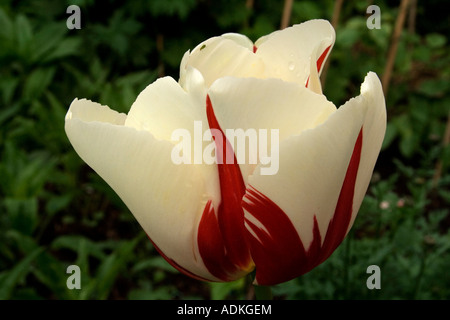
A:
[65,20,386,286]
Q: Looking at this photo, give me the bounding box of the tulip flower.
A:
[65,20,386,286]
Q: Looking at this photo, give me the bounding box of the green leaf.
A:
[418,78,449,98]
[91,237,142,299]
[0,247,43,299]
[0,143,56,197]
[131,255,177,275]
[148,0,197,19]
[14,14,33,57]
[51,235,106,261]
[0,8,13,41]
[0,102,20,126]
[32,251,76,300]
[393,114,417,158]
[381,122,397,150]
[3,198,38,236]
[209,278,245,300]
[30,22,67,63]
[425,33,447,49]
[128,287,173,300]
[42,37,81,62]
[23,67,55,101]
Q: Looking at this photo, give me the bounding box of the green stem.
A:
[253,284,273,300]
[247,273,273,300]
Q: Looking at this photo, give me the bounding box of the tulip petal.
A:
[243,186,322,285]
[256,19,335,86]
[348,72,387,227]
[179,36,265,88]
[125,74,205,141]
[124,72,221,206]
[243,72,386,284]
[65,98,223,281]
[318,127,363,262]
[244,126,362,285]
[305,44,332,94]
[221,33,254,51]
[208,76,336,181]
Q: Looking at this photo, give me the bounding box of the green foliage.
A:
[0,0,448,300]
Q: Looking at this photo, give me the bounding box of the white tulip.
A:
[65,20,386,285]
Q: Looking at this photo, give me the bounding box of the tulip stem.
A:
[247,272,273,300]
[253,284,273,300]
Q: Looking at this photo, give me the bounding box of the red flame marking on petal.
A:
[318,127,363,263]
[316,45,331,73]
[197,200,241,281]
[306,44,332,88]
[243,186,322,285]
[243,126,363,285]
[196,96,253,280]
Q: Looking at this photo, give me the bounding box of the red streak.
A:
[306,44,332,88]
[197,200,241,281]
[316,45,331,73]
[318,128,363,263]
[243,127,363,285]
[196,96,253,280]
[243,186,319,285]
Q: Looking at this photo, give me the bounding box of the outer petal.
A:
[125,70,221,208]
[208,76,336,181]
[256,19,335,86]
[243,72,386,285]
[65,99,221,282]
[348,72,387,226]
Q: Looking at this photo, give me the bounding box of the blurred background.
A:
[0,0,449,300]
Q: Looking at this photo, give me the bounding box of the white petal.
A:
[305,45,323,94]
[256,19,335,86]
[245,72,386,248]
[180,36,265,87]
[65,98,221,281]
[125,75,204,141]
[221,32,254,51]
[179,50,190,88]
[350,72,387,226]
[208,76,336,182]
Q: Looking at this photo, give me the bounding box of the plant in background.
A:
[65,20,386,292]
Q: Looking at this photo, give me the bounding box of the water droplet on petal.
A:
[288,62,295,71]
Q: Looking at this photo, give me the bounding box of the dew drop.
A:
[288,62,295,71]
